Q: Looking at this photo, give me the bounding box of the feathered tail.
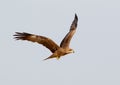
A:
[43,54,60,60]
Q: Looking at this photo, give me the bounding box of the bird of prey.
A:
[14,14,78,60]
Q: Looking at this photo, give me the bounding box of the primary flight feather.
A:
[14,14,78,60]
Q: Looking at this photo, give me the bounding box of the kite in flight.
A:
[14,14,78,60]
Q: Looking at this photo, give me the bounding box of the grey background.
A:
[0,0,120,85]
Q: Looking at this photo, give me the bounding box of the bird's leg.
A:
[56,56,60,60]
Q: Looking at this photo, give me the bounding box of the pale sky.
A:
[0,0,120,85]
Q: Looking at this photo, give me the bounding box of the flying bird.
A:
[14,14,78,60]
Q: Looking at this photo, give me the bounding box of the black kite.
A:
[14,14,78,60]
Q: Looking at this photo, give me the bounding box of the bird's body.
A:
[45,48,74,60]
[14,14,78,60]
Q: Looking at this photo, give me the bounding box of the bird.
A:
[13,14,78,60]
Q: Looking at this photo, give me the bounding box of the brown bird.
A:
[14,14,78,60]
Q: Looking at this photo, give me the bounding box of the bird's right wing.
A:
[14,32,60,53]
[60,14,78,48]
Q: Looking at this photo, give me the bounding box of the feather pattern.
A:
[14,32,59,53]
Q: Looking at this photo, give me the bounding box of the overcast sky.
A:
[0,0,120,85]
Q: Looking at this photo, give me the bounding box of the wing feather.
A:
[14,32,60,53]
[60,14,78,48]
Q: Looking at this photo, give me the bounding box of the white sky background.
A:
[0,0,120,85]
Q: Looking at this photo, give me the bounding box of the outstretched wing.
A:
[60,14,78,48]
[14,32,60,53]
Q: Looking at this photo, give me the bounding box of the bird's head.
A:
[68,49,75,53]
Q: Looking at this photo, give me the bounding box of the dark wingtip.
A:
[69,13,78,30]
[13,32,31,40]
[72,13,78,28]
[75,13,78,21]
